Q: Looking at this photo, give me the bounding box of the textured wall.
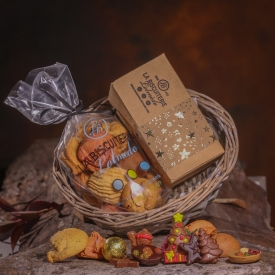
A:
[1,1,275,226]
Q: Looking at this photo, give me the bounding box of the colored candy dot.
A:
[139,161,150,171]
[175,229,179,233]
[180,236,183,240]
[172,245,176,250]
[183,238,189,243]
[112,179,124,191]
[169,237,175,243]
[127,169,137,179]
[176,222,182,227]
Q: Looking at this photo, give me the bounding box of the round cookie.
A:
[121,180,146,212]
[103,121,129,153]
[184,220,217,236]
[87,167,128,205]
[121,177,163,212]
[60,136,85,175]
[77,132,119,172]
[87,187,121,204]
[212,233,241,258]
[47,228,88,263]
[137,177,162,211]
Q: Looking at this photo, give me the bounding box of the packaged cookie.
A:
[5,63,170,213]
[57,113,170,212]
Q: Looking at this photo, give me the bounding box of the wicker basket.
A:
[53,89,238,235]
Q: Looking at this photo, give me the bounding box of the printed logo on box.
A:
[130,72,170,113]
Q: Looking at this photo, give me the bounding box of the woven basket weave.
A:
[53,89,238,235]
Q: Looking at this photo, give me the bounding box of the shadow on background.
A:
[1,1,275,226]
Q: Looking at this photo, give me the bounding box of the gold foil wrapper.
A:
[102,237,127,260]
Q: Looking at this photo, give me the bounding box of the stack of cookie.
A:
[59,115,168,212]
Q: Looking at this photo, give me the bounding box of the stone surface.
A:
[0,233,274,275]
[0,139,73,250]
[0,139,63,207]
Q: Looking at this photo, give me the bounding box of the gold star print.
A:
[173,213,183,223]
[144,128,154,138]
[179,149,191,160]
[175,111,185,119]
[156,150,164,158]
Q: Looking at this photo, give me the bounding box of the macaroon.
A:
[184,220,217,236]
[212,233,241,258]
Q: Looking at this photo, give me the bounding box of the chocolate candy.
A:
[177,233,201,265]
[127,229,153,247]
[109,257,139,268]
[198,228,223,264]
[131,244,163,266]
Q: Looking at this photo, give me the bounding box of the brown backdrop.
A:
[1,1,275,226]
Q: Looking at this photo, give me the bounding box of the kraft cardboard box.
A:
[108,54,224,188]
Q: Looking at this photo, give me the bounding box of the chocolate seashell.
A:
[207,242,219,249]
[210,248,224,256]
[200,246,211,254]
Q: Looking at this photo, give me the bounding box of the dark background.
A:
[1,1,275,226]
